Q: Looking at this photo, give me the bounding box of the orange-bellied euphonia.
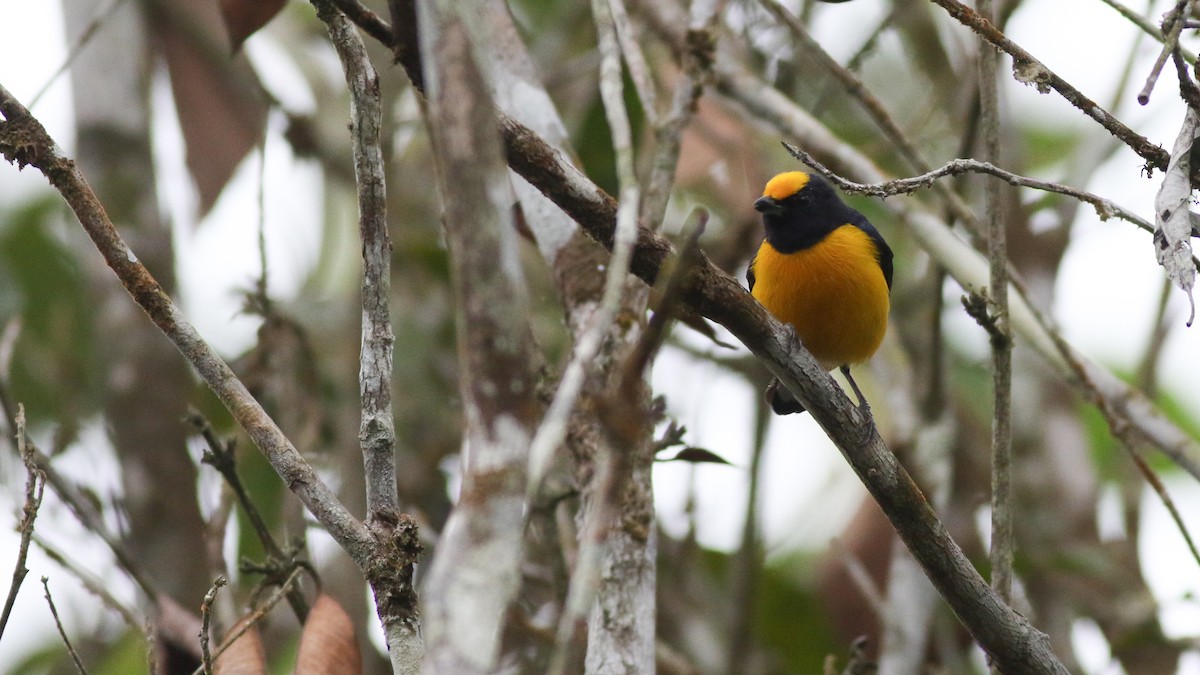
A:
[748,171,893,415]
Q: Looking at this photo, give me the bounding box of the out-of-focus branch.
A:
[35,538,142,632]
[976,0,1014,618]
[42,577,88,675]
[1098,0,1196,67]
[928,0,1168,172]
[1038,292,1200,572]
[638,0,718,230]
[0,395,160,607]
[188,413,312,622]
[726,393,768,673]
[526,0,644,494]
[547,0,647,669]
[416,3,544,672]
[0,83,377,570]
[0,405,44,645]
[608,0,659,125]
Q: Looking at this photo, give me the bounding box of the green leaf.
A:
[0,197,100,425]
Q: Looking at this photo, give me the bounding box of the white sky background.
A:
[3,0,1200,673]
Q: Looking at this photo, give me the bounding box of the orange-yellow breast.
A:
[751,225,890,370]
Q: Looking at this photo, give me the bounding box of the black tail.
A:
[765,379,806,415]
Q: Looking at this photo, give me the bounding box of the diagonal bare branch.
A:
[0,83,377,569]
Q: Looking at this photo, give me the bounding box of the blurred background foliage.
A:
[2,0,1200,673]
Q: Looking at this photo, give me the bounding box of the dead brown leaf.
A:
[151,0,268,218]
[220,0,288,52]
[296,593,363,675]
[213,623,268,675]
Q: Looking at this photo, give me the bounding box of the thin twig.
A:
[253,138,271,314]
[928,0,1169,172]
[28,0,132,108]
[34,537,142,632]
[621,210,709,384]
[1135,277,1175,395]
[12,434,160,602]
[0,405,45,644]
[758,0,925,173]
[1136,0,1191,105]
[189,416,279,560]
[199,576,227,675]
[1129,451,1200,569]
[188,413,312,621]
[784,145,1200,272]
[811,3,899,112]
[189,566,304,675]
[546,451,617,675]
[42,577,88,675]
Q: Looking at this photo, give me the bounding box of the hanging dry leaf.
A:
[220,0,289,52]
[1153,107,1199,326]
[152,0,268,218]
[295,594,363,675]
[213,623,268,675]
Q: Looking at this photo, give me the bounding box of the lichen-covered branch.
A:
[416,3,544,672]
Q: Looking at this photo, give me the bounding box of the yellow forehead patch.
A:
[762,171,810,200]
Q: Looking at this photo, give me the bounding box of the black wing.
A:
[746,249,758,292]
[850,212,894,291]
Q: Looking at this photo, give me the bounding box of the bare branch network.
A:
[3,0,1200,673]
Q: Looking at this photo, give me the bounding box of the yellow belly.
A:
[751,225,890,370]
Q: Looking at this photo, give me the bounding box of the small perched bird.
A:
[748,171,893,414]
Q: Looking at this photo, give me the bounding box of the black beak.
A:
[753,196,783,215]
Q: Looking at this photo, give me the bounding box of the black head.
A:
[753,171,850,252]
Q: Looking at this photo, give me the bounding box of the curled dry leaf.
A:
[213,622,267,675]
[296,593,362,675]
[1154,107,1199,325]
[220,0,288,52]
